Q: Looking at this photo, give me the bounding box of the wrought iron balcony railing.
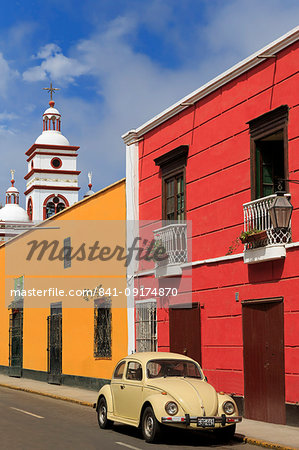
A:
[243,193,292,249]
[153,223,187,266]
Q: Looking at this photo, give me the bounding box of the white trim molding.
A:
[134,252,244,277]
[243,245,286,264]
[183,252,244,268]
[133,242,299,277]
[285,242,299,249]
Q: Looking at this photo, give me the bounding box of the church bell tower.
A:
[24,84,80,222]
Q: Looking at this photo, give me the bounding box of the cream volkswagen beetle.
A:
[95,352,242,443]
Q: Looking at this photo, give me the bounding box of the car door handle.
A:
[120,385,125,389]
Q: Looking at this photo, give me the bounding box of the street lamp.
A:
[269,192,293,230]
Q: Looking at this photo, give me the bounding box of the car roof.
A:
[122,352,198,364]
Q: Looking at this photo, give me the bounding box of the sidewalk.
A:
[0,374,298,450]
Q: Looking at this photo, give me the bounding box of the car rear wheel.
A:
[141,406,161,443]
[214,424,236,441]
[97,396,113,429]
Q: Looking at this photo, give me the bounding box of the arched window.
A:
[27,197,33,220]
[44,195,68,219]
[7,193,19,205]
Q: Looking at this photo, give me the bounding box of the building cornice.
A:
[27,151,78,162]
[122,26,299,143]
[122,130,140,146]
[24,185,80,196]
[24,169,81,180]
[26,143,80,157]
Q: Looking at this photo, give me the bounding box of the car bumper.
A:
[161,414,242,428]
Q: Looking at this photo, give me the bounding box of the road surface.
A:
[0,386,254,450]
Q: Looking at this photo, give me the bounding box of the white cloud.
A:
[23,65,47,82]
[202,0,299,59]
[0,112,18,121]
[0,21,37,60]
[35,43,61,60]
[0,53,19,98]
[41,53,88,83]
[0,124,15,135]
[23,44,88,84]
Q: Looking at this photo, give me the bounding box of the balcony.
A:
[153,223,187,277]
[243,193,291,264]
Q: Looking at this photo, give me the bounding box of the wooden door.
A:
[169,303,201,364]
[242,300,285,424]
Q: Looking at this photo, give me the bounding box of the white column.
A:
[124,132,139,355]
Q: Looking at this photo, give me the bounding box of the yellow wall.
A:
[0,246,9,367]
[0,179,127,381]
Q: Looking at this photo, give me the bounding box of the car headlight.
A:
[165,401,178,416]
[223,401,235,415]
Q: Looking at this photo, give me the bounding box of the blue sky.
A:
[0,0,298,205]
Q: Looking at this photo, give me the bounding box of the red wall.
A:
[137,40,299,403]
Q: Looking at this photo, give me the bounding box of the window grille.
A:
[136,300,157,352]
[94,298,112,358]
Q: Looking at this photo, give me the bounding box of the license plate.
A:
[197,417,215,427]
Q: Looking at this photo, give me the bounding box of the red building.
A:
[123,27,299,426]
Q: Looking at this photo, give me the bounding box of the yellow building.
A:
[0,178,127,388]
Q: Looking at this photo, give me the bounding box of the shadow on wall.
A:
[247,259,285,283]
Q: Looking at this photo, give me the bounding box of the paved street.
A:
[0,386,254,450]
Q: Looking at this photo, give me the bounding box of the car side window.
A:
[113,361,126,379]
[126,361,142,381]
[147,361,162,378]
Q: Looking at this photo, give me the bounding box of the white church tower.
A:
[24,83,80,222]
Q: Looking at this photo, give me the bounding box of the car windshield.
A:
[146,359,203,379]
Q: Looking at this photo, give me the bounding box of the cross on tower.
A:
[43,82,60,101]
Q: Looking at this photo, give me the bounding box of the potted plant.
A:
[239,229,267,245]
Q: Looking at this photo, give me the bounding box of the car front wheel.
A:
[214,423,236,441]
[141,406,161,443]
[97,396,113,429]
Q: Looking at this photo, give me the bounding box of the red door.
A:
[242,300,285,424]
[169,303,201,364]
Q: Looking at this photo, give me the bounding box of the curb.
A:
[235,433,298,450]
[0,383,94,408]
